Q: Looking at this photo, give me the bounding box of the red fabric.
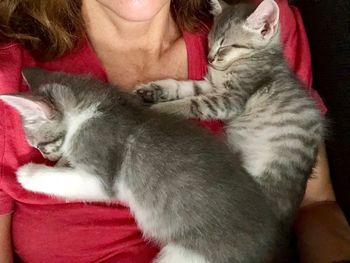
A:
[0,1,326,262]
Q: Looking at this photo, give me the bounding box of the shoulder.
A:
[0,43,35,94]
[274,0,327,112]
[0,44,44,195]
[0,43,37,167]
[183,21,212,80]
[183,20,211,48]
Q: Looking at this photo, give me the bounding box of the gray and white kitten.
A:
[136,0,325,224]
[0,68,286,263]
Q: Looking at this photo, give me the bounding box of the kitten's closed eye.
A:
[216,44,251,60]
[220,44,251,50]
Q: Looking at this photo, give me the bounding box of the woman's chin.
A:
[96,0,170,22]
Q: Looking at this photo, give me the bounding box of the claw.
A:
[135,84,158,102]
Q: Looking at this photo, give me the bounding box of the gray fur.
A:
[135,0,325,225]
[0,68,288,262]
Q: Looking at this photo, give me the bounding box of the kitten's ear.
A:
[0,94,54,122]
[210,0,229,16]
[22,67,51,91]
[244,0,280,39]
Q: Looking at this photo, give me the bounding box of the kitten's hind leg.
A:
[135,79,213,103]
[17,163,110,201]
[154,244,210,263]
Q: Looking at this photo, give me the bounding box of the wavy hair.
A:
[0,0,211,61]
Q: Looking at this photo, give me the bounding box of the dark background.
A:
[291,0,350,222]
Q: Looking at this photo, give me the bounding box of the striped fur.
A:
[136,0,325,224]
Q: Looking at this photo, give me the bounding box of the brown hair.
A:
[0,0,211,61]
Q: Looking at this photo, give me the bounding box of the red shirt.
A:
[0,1,325,262]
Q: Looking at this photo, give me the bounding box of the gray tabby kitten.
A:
[0,68,285,263]
[136,0,325,224]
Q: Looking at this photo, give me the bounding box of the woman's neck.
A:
[82,0,180,55]
[81,0,187,91]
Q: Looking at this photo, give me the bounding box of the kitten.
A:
[0,68,286,263]
[135,0,325,225]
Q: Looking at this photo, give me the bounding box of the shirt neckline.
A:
[82,30,208,83]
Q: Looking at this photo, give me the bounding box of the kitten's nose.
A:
[37,143,49,154]
[208,56,215,63]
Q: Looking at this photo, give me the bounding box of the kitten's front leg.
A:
[151,99,194,118]
[17,163,110,201]
[135,79,214,103]
[151,92,239,120]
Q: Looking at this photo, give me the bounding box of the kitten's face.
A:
[0,68,77,161]
[24,112,66,161]
[208,0,280,70]
[1,87,67,161]
[208,20,255,71]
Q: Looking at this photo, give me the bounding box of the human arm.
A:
[0,213,13,263]
[295,144,350,263]
[272,2,350,259]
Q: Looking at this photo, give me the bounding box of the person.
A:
[0,0,348,262]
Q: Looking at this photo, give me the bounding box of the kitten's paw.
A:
[135,82,169,103]
[155,244,210,263]
[17,163,42,178]
[17,163,49,193]
[135,79,183,102]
